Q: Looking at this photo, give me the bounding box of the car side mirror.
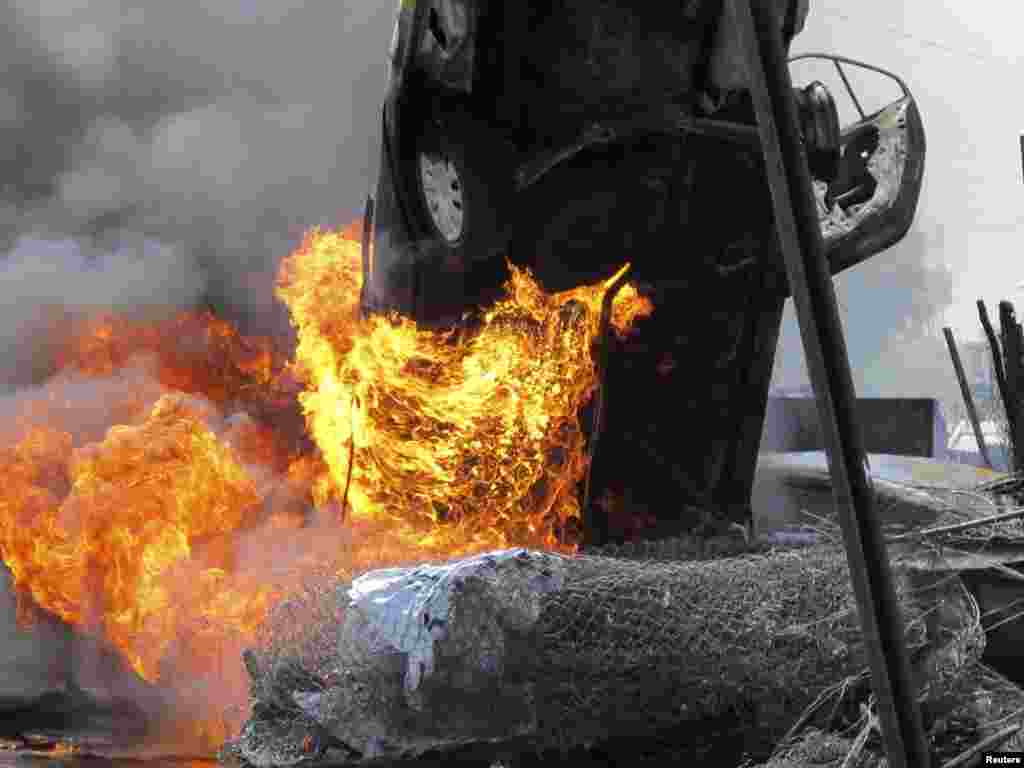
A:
[790,54,926,277]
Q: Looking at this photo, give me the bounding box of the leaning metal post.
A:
[359,194,375,320]
[730,1,931,766]
[943,326,993,469]
[978,300,1012,441]
[999,301,1024,473]
[581,264,634,548]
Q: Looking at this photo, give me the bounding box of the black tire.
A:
[795,81,841,183]
[411,107,513,314]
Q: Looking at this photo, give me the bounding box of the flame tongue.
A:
[276,229,651,554]
[0,225,650,749]
[0,393,279,680]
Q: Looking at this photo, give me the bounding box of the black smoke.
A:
[0,0,397,391]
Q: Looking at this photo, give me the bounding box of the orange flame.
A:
[0,225,650,750]
[276,228,651,555]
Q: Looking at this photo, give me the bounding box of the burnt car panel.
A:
[417,0,477,93]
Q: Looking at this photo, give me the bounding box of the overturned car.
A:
[359,0,926,541]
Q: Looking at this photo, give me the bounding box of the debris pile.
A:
[226,542,986,766]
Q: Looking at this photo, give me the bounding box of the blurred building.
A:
[958,339,997,402]
[761,396,948,459]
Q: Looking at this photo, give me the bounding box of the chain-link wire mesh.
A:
[229,541,983,765]
[529,546,980,750]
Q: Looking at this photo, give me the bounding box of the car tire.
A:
[412,107,513,310]
[795,81,841,183]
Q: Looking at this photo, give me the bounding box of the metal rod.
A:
[790,53,912,99]
[978,299,1011,431]
[731,2,931,767]
[359,194,375,319]
[943,326,993,469]
[888,505,1024,543]
[340,395,357,523]
[940,724,1022,768]
[581,264,634,548]
[833,59,866,120]
[1000,301,1024,473]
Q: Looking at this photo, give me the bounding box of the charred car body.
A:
[360,0,926,541]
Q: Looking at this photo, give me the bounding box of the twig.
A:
[941,724,1021,768]
[984,606,1024,634]
[840,706,877,768]
[774,681,844,755]
[916,541,1024,586]
[783,606,857,636]
[986,561,1024,584]
[985,703,1024,732]
[887,507,1024,542]
[341,396,356,522]
[798,509,841,541]
[774,671,869,755]
[951,489,1000,514]
[976,473,1024,495]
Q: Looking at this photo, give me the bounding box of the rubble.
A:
[753,664,1024,768]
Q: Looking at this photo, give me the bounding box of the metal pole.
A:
[1020,134,1024,185]
[999,301,1024,472]
[729,2,931,766]
[943,327,993,469]
[978,300,1011,433]
[359,195,375,319]
[582,264,634,548]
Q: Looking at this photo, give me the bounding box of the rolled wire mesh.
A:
[529,546,980,750]
[234,542,983,764]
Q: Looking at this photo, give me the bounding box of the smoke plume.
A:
[771,222,957,404]
[1,0,397,391]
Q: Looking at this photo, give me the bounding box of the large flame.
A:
[276,228,651,555]
[0,225,650,749]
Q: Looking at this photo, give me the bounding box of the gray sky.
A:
[795,0,1024,342]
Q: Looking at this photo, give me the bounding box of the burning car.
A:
[357,0,926,543]
[360,0,925,324]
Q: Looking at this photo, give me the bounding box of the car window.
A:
[789,57,906,127]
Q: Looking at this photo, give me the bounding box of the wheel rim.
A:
[418,151,464,244]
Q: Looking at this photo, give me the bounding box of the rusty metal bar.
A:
[1000,301,1024,472]
[730,1,930,766]
[359,194,375,319]
[581,264,634,548]
[943,327,993,469]
[833,58,866,120]
[978,300,1011,431]
[790,53,912,100]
